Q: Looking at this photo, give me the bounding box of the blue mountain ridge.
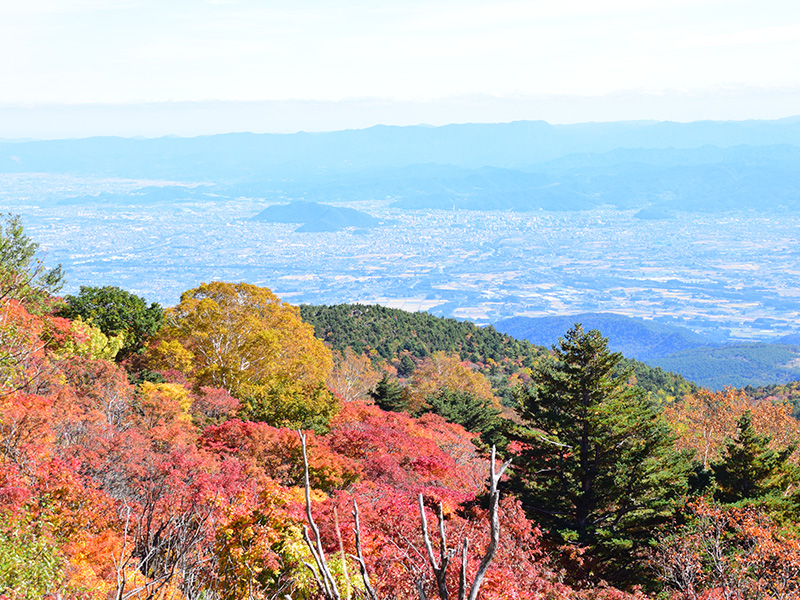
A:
[493,313,800,390]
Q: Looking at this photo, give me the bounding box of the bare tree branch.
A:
[352,499,380,600]
[298,430,341,600]
[418,494,454,600]
[458,538,468,600]
[466,446,511,600]
[334,506,353,600]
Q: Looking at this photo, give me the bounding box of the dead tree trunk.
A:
[298,430,378,600]
[298,430,511,600]
[417,446,511,600]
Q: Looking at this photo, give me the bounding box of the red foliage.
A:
[0,300,648,599]
[328,400,486,497]
[201,419,360,491]
[192,385,240,423]
[285,401,570,598]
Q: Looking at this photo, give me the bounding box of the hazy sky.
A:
[3,0,800,136]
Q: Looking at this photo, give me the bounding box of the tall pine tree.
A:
[513,324,689,587]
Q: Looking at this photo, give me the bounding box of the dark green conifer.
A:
[513,324,690,587]
[397,354,415,377]
[421,387,506,447]
[712,410,796,504]
[370,373,407,412]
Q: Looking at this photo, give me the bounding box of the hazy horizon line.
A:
[3,88,800,141]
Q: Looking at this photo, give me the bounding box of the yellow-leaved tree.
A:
[405,351,497,413]
[150,282,336,430]
[327,347,383,403]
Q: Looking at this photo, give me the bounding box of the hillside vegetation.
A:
[653,343,800,389]
[301,303,697,404]
[3,215,800,600]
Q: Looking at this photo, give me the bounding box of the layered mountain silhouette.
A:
[494,313,800,390]
[494,313,712,361]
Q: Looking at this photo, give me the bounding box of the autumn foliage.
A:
[0,286,578,599]
[3,271,800,600]
[652,499,800,600]
[665,388,800,468]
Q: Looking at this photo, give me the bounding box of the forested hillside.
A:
[3,215,800,600]
[653,342,800,389]
[301,303,697,405]
[300,303,539,363]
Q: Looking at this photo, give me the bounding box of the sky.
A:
[2,0,800,137]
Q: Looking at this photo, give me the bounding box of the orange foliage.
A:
[405,351,497,414]
[201,419,361,492]
[653,499,800,600]
[664,388,800,468]
[0,298,49,395]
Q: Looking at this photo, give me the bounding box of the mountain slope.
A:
[494,313,712,361]
[252,201,383,232]
[652,343,800,390]
[300,303,696,403]
[494,313,800,390]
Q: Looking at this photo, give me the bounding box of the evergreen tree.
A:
[421,387,506,447]
[59,285,164,360]
[421,388,499,431]
[513,324,689,587]
[397,354,416,377]
[370,373,407,412]
[712,410,796,504]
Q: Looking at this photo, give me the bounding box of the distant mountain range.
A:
[7,118,800,214]
[494,313,800,390]
[252,201,384,232]
[56,185,212,205]
[653,343,800,390]
[494,313,712,360]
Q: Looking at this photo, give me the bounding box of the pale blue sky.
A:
[2,0,799,136]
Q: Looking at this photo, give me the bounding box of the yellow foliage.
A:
[140,381,193,418]
[327,348,382,403]
[147,339,196,373]
[52,316,125,361]
[241,380,340,432]
[62,530,120,598]
[405,351,497,413]
[115,567,187,600]
[215,511,318,600]
[155,282,332,397]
